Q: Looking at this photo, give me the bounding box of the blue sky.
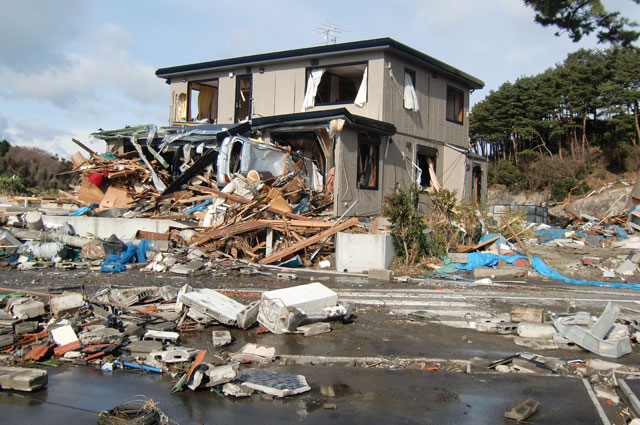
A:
[0,0,638,159]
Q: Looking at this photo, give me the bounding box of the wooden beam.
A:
[259,217,359,265]
[188,185,308,220]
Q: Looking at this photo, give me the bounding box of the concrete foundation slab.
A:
[0,366,47,391]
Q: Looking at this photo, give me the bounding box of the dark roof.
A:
[252,108,396,136]
[156,37,484,89]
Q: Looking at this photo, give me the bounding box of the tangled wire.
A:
[97,398,176,425]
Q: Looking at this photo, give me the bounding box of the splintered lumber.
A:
[195,220,269,246]
[188,185,308,220]
[259,217,359,265]
[501,216,532,268]
[457,235,500,253]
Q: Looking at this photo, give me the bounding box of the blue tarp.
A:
[101,240,151,273]
[456,252,640,290]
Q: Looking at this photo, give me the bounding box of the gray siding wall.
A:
[381,52,470,148]
[168,51,386,124]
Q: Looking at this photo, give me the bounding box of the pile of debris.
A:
[39,125,357,267]
[0,282,351,398]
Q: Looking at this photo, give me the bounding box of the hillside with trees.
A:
[470,46,640,201]
[0,140,74,195]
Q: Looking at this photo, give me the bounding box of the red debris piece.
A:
[513,258,530,268]
[54,341,82,356]
[24,342,54,361]
[186,350,206,382]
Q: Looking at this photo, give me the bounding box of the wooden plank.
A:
[259,217,359,265]
[188,185,308,220]
[99,186,134,209]
[77,177,106,205]
[456,235,500,253]
[259,219,333,228]
[195,220,268,246]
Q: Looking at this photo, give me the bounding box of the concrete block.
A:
[617,259,637,276]
[11,300,45,320]
[179,289,245,326]
[261,283,338,316]
[258,283,337,334]
[41,215,188,240]
[79,327,123,345]
[367,269,394,281]
[472,266,526,279]
[170,259,204,275]
[236,301,259,330]
[230,344,275,363]
[0,366,47,391]
[511,307,544,323]
[504,398,540,421]
[277,273,298,280]
[50,325,79,346]
[143,330,179,342]
[222,382,254,397]
[0,334,14,348]
[517,322,556,339]
[14,321,37,335]
[212,330,232,347]
[150,349,192,363]
[447,253,468,264]
[127,340,163,354]
[587,359,626,371]
[297,322,331,337]
[204,363,239,387]
[335,232,395,273]
[50,292,84,316]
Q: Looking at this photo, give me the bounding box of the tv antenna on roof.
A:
[314,20,349,45]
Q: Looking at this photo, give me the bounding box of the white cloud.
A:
[0,23,165,111]
[0,1,88,71]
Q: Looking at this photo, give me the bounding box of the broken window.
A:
[173,92,187,122]
[404,69,419,112]
[303,63,367,110]
[416,146,441,191]
[472,165,482,201]
[235,75,252,123]
[187,81,218,123]
[446,86,464,124]
[357,132,380,190]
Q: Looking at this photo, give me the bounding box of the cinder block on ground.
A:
[504,397,540,421]
[368,269,394,281]
[212,330,232,347]
[12,300,45,320]
[0,366,47,391]
[127,340,163,354]
[50,292,84,316]
[511,307,543,323]
[517,322,556,339]
[79,327,123,345]
[473,266,526,279]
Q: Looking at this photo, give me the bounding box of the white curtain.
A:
[427,157,441,191]
[302,68,326,111]
[354,66,368,107]
[404,71,419,111]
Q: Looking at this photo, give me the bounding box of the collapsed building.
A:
[95,37,487,217]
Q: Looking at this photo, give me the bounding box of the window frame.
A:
[415,145,438,191]
[357,132,380,191]
[446,85,464,125]
[186,80,219,123]
[304,61,368,107]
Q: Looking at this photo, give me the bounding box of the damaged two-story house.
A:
[154,37,486,216]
